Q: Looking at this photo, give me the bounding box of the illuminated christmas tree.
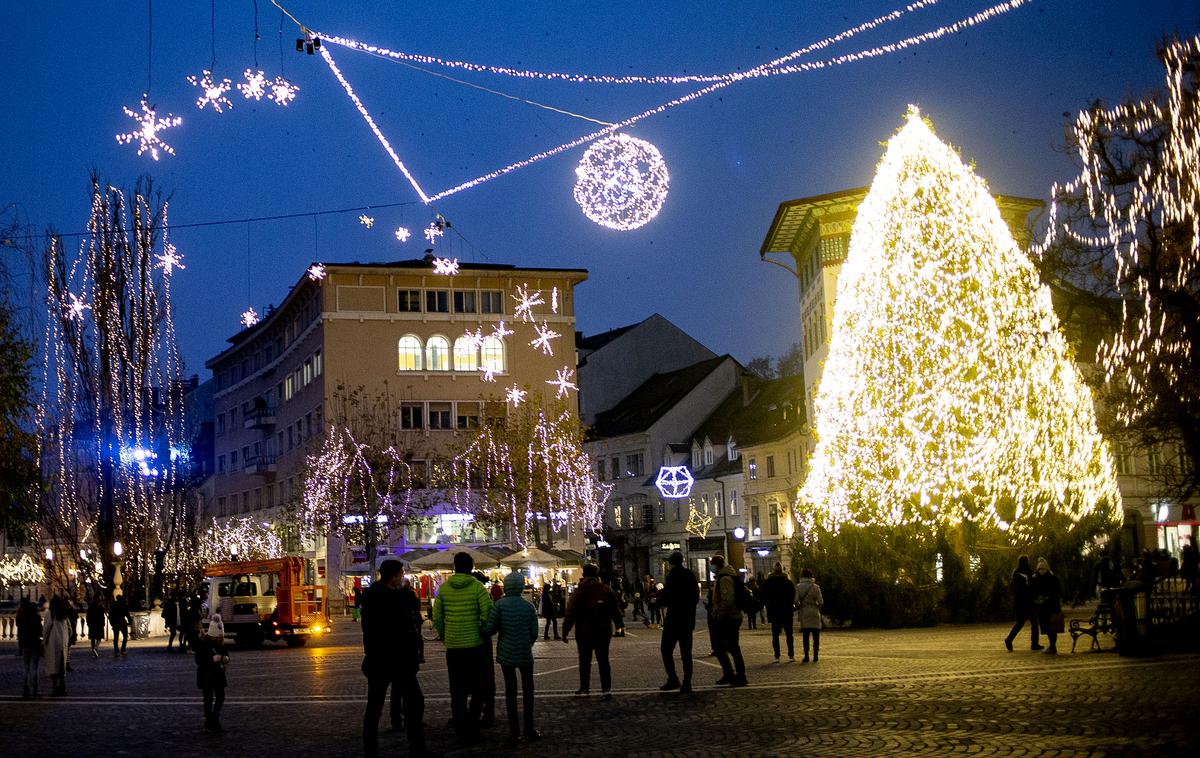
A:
[799,109,1120,539]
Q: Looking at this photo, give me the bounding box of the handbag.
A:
[1050,611,1065,634]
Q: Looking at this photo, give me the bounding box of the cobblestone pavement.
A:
[3,611,1198,757]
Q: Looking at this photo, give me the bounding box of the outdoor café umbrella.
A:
[501,547,567,568]
[410,546,501,571]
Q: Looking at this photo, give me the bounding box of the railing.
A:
[244,406,277,429]
[1150,576,1200,627]
[244,455,278,475]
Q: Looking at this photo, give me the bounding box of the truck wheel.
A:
[286,636,307,648]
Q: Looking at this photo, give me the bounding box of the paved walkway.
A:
[2,615,1197,756]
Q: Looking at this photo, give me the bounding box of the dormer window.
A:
[727,437,739,461]
[703,444,713,466]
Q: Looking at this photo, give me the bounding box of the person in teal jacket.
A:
[484,571,541,745]
[432,552,493,744]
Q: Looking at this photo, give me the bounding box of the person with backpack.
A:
[762,562,797,662]
[432,551,493,745]
[709,554,748,687]
[562,563,625,699]
[194,614,230,732]
[483,571,541,745]
[1004,555,1040,652]
[796,568,824,662]
[658,551,699,694]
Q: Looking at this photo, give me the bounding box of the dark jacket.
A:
[108,597,132,630]
[194,634,229,690]
[86,601,106,640]
[539,586,557,619]
[484,572,539,667]
[361,581,422,677]
[1032,570,1062,614]
[761,572,797,620]
[16,604,42,651]
[659,565,700,630]
[1011,567,1035,610]
[563,578,625,642]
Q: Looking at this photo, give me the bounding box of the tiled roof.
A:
[588,355,731,439]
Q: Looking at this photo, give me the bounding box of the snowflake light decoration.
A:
[307,263,327,281]
[480,365,499,382]
[187,70,234,112]
[238,69,268,100]
[573,133,670,231]
[463,327,485,348]
[685,505,713,538]
[423,223,445,244]
[505,385,527,406]
[432,257,460,276]
[155,244,185,275]
[512,284,544,323]
[655,466,695,499]
[490,321,515,341]
[268,76,299,106]
[530,321,560,356]
[359,215,375,228]
[551,286,560,314]
[394,226,411,242]
[240,307,260,328]
[115,97,183,161]
[65,293,91,321]
[546,367,577,398]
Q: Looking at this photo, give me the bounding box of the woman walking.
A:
[795,569,824,663]
[43,595,71,696]
[1032,557,1062,655]
[86,594,106,657]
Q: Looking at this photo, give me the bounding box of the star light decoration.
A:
[551,287,559,314]
[64,293,91,321]
[238,69,269,100]
[546,367,577,398]
[268,76,299,106]
[530,321,560,356]
[511,284,544,323]
[307,263,327,281]
[240,307,260,328]
[490,321,515,340]
[394,226,411,242]
[432,257,460,275]
[655,465,695,499]
[423,223,445,244]
[573,133,669,230]
[505,385,527,406]
[187,70,235,112]
[115,97,183,160]
[480,365,499,382]
[155,244,185,275]
[685,505,713,539]
[359,215,375,228]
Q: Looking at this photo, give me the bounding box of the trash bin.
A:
[1113,581,1152,657]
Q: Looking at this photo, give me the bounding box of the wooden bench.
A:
[1069,602,1115,652]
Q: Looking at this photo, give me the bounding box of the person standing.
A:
[109,593,132,657]
[17,598,42,698]
[162,591,181,651]
[562,563,625,699]
[658,551,699,694]
[646,576,661,628]
[484,571,541,745]
[744,577,760,630]
[194,615,229,732]
[1032,557,1062,655]
[796,568,824,662]
[85,594,105,657]
[762,562,797,662]
[432,551,493,745]
[539,583,559,640]
[472,571,497,729]
[709,555,747,686]
[1004,555,1041,652]
[43,595,71,696]
[361,560,436,758]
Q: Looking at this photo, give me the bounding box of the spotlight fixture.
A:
[312,37,321,50]
[295,38,305,52]
[305,40,315,55]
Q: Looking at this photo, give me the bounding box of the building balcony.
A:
[244,406,276,429]
[244,455,277,475]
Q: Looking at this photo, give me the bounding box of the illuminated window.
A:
[714,492,723,517]
[751,505,760,533]
[481,336,505,373]
[730,490,738,516]
[613,500,622,528]
[453,336,478,372]
[748,458,758,480]
[768,501,780,534]
[425,336,450,371]
[398,335,423,371]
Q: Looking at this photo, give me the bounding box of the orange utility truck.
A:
[201,557,330,647]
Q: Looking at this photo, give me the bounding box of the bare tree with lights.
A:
[1035,34,1200,502]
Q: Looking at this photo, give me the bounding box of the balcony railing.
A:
[244,406,277,429]
[244,455,277,475]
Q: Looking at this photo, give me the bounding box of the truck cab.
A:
[202,557,330,648]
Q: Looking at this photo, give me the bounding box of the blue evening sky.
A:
[1,1,1195,375]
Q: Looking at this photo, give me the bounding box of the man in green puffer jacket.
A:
[483,571,541,745]
[432,552,493,744]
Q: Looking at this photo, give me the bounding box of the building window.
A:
[217,496,226,516]
[303,357,313,386]
[217,413,225,435]
[480,290,503,314]
[285,375,295,401]
[1147,445,1163,476]
[700,495,709,514]
[1115,441,1133,476]
[231,450,239,467]
[769,501,780,534]
[730,489,738,516]
[748,458,758,480]
[242,446,250,465]
[426,336,450,371]
[766,455,776,478]
[400,403,424,430]
[610,457,621,479]
[398,335,423,371]
[728,439,738,461]
[673,501,681,521]
[267,484,276,508]
[751,505,761,534]
[218,454,226,474]
[313,349,323,377]
[456,402,480,430]
[453,336,478,372]
[597,458,606,481]
[714,491,723,517]
[625,452,644,478]
[287,427,293,451]
[398,289,421,312]
[428,402,452,430]
[453,290,477,313]
[306,412,313,438]
[613,500,622,528]
[230,408,239,427]
[425,290,449,313]
[480,336,505,373]
[704,445,713,466]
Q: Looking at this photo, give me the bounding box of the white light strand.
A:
[268,75,299,106]
[115,97,183,161]
[423,223,445,244]
[574,134,669,230]
[432,257,459,275]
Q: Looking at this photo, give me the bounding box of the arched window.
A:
[425,335,450,371]
[480,335,505,373]
[398,335,423,371]
[453,336,478,372]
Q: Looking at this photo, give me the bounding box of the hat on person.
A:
[206,613,225,639]
[1036,557,1050,573]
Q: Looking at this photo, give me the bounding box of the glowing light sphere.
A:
[240,307,260,328]
[115,97,182,160]
[268,76,299,106]
[573,133,669,230]
[187,70,234,112]
[239,69,269,100]
[655,466,694,499]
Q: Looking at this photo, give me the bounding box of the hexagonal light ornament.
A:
[655,465,694,499]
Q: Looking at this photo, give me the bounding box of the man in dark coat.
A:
[361,559,438,758]
[108,593,132,657]
[762,562,797,661]
[562,563,625,699]
[658,551,699,693]
[1004,555,1041,652]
